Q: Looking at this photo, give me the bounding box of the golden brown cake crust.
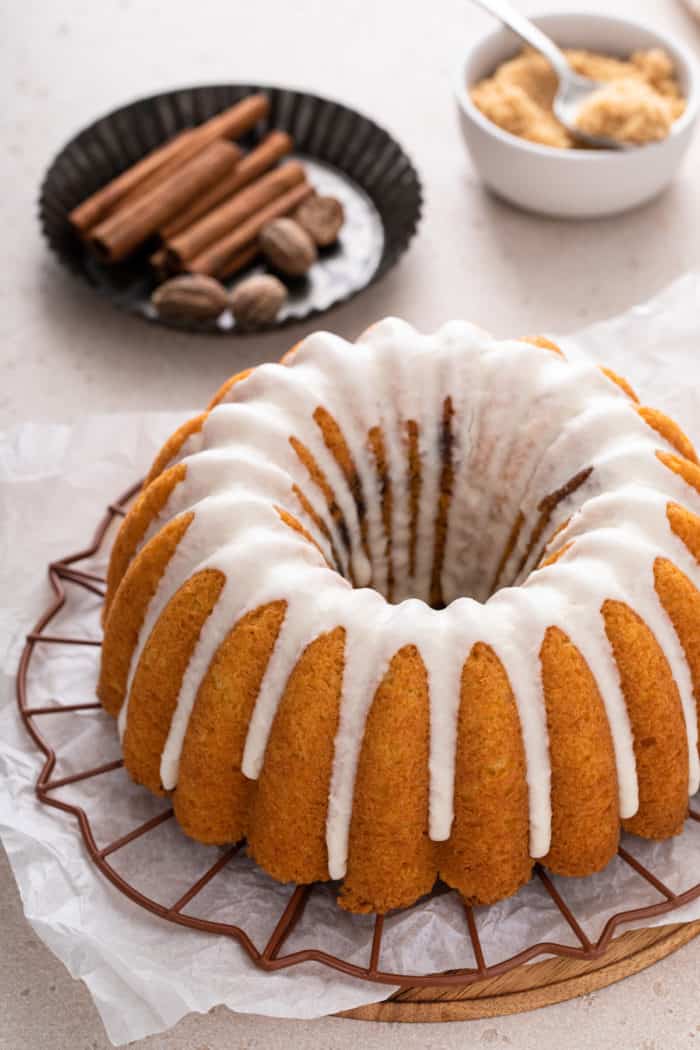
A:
[247,627,345,885]
[206,368,253,409]
[540,627,619,876]
[103,463,187,619]
[658,449,700,495]
[430,398,455,609]
[603,600,689,839]
[600,367,639,402]
[340,645,435,913]
[438,643,531,905]
[174,601,287,844]
[367,425,394,602]
[123,569,226,794]
[99,512,194,716]
[639,406,698,463]
[655,559,700,760]
[145,412,207,486]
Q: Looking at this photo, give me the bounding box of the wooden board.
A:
[340,920,700,1022]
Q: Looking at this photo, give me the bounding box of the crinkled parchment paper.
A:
[1,273,700,1045]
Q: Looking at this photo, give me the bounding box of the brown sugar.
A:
[471,47,685,148]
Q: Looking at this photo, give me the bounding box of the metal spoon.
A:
[470,0,630,150]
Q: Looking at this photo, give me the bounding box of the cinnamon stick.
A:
[192,92,269,145]
[90,140,240,262]
[69,93,269,234]
[160,131,293,240]
[187,181,313,277]
[150,241,257,280]
[69,129,198,234]
[166,160,306,270]
[218,243,259,279]
[120,140,242,211]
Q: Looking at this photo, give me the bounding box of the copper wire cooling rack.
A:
[15,482,700,988]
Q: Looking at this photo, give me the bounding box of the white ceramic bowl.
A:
[454,11,699,218]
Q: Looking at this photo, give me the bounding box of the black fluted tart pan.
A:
[39,83,423,334]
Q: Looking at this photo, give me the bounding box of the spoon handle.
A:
[469,0,571,83]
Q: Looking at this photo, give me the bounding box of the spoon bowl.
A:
[470,0,631,150]
[454,11,699,218]
[553,72,635,151]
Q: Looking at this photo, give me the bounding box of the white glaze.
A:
[114,320,700,878]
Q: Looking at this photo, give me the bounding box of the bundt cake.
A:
[98,318,700,914]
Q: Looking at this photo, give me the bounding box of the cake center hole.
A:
[294,393,588,609]
[308,399,527,608]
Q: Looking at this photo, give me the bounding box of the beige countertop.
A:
[2,0,700,1046]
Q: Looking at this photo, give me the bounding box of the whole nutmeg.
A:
[294,194,345,247]
[258,218,317,277]
[151,274,229,321]
[230,273,288,330]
